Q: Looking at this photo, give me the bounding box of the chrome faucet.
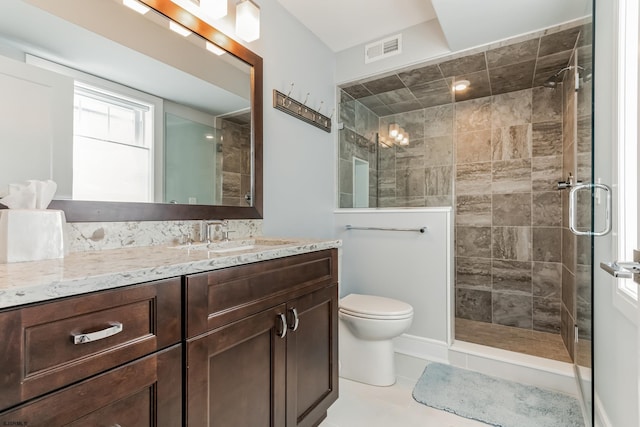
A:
[200,220,225,243]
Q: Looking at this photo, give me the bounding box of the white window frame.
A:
[73,81,155,201]
[612,0,639,322]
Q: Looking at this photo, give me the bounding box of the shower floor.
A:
[455,318,572,363]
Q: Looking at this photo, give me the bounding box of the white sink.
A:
[208,244,257,253]
[169,238,297,253]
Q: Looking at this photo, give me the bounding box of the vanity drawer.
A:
[0,277,181,411]
[0,344,182,427]
[186,249,338,337]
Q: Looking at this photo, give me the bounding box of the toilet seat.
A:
[339,294,413,320]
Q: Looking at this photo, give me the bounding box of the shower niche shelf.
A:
[273,89,332,133]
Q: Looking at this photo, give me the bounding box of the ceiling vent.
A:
[364,34,402,64]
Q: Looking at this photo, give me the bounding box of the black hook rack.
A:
[273,89,332,133]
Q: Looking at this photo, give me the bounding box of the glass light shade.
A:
[206,41,225,55]
[200,0,227,19]
[123,0,150,14]
[236,0,260,42]
[453,79,470,92]
[389,123,399,138]
[395,128,405,142]
[400,136,409,146]
[169,21,191,37]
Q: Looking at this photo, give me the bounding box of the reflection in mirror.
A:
[352,157,369,208]
[0,0,263,220]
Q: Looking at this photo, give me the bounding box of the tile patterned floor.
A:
[320,377,489,427]
[455,318,572,363]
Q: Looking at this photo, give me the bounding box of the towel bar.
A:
[344,225,427,233]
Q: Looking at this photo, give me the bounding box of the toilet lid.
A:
[339,294,413,319]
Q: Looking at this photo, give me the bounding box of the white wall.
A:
[241,2,337,239]
[333,209,453,344]
[335,20,450,85]
[592,0,639,425]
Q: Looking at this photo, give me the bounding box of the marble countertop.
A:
[0,237,341,310]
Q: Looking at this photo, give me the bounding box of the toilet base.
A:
[338,321,396,386]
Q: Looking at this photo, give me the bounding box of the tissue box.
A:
[0,210,66,263]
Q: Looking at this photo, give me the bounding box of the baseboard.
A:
[594,393,612,427]
[394,333,449,363]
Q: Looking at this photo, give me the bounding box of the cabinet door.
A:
[286,285,338,427]
[0,344,182,427]
[186,304,287,427]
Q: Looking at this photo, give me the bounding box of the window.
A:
[72,83,154,202]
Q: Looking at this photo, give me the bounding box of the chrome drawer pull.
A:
[71,322,123,345]
[288,307,299,331]
[276,313,287,339]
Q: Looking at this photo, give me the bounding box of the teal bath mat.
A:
[412,363,583,427]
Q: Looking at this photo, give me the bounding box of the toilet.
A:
[338,293,414,386]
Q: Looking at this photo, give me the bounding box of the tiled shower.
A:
[338,21,592,363]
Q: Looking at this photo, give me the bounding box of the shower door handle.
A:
[569,183,612,236]
[600,261,640,278]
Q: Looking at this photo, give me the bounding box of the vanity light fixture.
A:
[206,41,225,55]
[389,124,410,146]
[123,0,150,14]
[200,0,227,20]
[389,123,399,138]
[169,20,192,37]
[453,79,470,92]
[236,0,261,42]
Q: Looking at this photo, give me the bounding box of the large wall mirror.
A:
[0,0,263,221]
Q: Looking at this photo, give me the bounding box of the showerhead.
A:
[542,65,585,89]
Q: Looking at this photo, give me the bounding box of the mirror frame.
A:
[47,0,263,222]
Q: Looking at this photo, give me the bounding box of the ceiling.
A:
[276,0,437,52]
[340,25,590,117]
[276,0,592,53]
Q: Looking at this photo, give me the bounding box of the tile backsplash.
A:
[66,219,263,253]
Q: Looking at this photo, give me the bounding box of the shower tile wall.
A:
[221,117,251,206]
[455,87,564,333]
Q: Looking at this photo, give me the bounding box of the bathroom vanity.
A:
[0,238,340,426]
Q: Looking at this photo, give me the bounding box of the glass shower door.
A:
[568,34,596,424]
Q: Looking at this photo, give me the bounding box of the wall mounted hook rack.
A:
[273,89,332,133]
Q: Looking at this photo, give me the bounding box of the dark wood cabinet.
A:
[1,248,339,427]
[185,249,339,427]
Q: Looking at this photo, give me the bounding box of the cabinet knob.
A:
[288,307,299,331]
[276,313,288,339]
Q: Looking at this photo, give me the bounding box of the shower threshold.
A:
[454,318,572,363]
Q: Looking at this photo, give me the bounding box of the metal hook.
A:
[329,108,335,120]
[317,101,324,114]
[283,83,294,106]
